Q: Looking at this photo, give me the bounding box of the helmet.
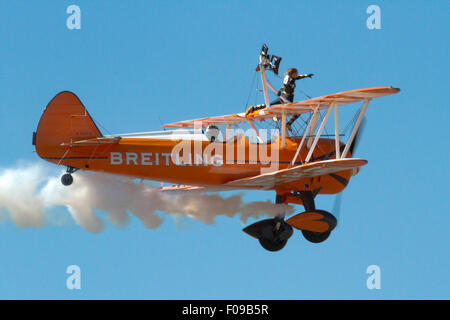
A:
[205,125,220,142]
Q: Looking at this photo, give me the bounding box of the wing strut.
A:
[248,120,263,143]
[290,112,314,166]
[334,105,340,159]
[305,103,335,162]
[281,111,286,149]
[307,108,319,149]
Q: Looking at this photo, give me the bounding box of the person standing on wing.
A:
[271,68,314,131]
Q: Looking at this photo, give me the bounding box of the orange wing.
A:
[154,159,367,192]
[154,159,368,192]
[225,158,368,190]
[162,86,400,128]
[265,86,400,116]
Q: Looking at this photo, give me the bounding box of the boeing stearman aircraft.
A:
[33,45,399,251]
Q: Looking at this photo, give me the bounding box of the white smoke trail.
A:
[0,163,47,228]
[0,162,294,233]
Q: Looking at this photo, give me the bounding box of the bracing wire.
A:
[343,107,362,134]
[245,72,258,110]
[91,116,112,136]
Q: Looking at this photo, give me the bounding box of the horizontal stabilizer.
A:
[157,185,205,192]
[156,185,235,193]
[60,136,121,147]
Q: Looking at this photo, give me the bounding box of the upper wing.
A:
[225,158,368,190]
[162,86,399,128]
[265,86,400,116]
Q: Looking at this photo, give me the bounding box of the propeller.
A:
[332,192,343,221]
[332,115,367,224]
[348,117,366,156]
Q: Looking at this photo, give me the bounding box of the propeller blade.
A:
[333,113,366,227]
[332,192,343,222]
[348,117,366,156]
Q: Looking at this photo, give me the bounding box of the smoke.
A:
[0,162,294,233]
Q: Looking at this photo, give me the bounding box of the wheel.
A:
[301,230,331,243]
[258,237,287,252]
[61,173,73,186]
[244,218,292,252]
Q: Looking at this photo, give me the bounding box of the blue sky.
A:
[0,0,449,299]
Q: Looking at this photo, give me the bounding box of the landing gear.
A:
[286,209,337,244]
[61,166,78,186]
[243,195,293,252]
[302,230,331,243]
[243,191,339,251]
[286,192,337,244]
[259,236,287,252]
[300,208,336,243]
[243,217,293,252]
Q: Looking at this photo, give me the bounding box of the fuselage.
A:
[38,130,354,195]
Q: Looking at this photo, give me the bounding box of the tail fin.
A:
[34,91,102,162]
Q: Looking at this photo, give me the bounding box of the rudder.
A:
[34,91,102,162]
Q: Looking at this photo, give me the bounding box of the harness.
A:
[280,75,296,100]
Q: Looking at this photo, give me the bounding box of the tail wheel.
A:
[61,173,73,186]
[301,230,331,243]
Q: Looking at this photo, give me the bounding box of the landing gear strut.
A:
[61,166,78,186]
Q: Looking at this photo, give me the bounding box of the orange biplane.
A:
[33,45,399,251]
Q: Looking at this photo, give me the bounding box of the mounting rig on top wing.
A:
[256,44,282,75]
[255,44,284,108]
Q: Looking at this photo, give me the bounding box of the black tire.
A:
[301,230,331,243]
[258,237,287,252]
[61,173,73,186]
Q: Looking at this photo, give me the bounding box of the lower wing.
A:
[157,158,367,192]
[225,158,367,190]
